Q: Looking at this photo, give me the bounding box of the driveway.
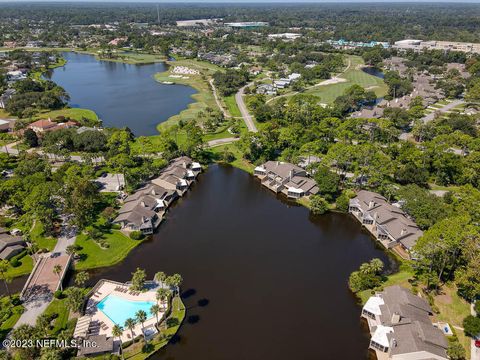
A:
[206,137,239,148]
[422,99,464,123]
[235,83,258,133]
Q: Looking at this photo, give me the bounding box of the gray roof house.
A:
[77,334,114,357]
[254,161,319,198]
[0,232,26,260]
[362,285,448,360]
[349,190,422,257]
[113,157,199,235]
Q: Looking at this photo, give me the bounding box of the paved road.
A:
[13,221,76,330]
[471,303,480,360]
[0,141,21,156]
[421,99,464,123]
[206,137,239,148]
[235,83,258,133]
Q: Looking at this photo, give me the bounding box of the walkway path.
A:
[209,79,230,119]
[421,99,464,123]
[235,83,258,133]
[0,141,21,156]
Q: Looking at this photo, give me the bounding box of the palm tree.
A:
[150,304,160,326]
[154,271,166,286]
[369,258,384,274]
[112,324,124,359]
[0,260,12,298]
[74,271,89,288]
[53,264,63,291]
[124,318,136,340]
[156,288,170,309]
[135,310,147,339]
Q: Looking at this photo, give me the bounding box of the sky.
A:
[2,0,480,2]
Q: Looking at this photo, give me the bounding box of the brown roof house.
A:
[254,161,319,199]
[349,190,422,258]
[362,285,448,360]
[28,118,77,134]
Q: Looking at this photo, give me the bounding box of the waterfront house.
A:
[254,161,319,199]
[0,228,26,260]
[362,285,448,360]
[349,190,422,258]
[28,118,78,135]
[113,157,200,234]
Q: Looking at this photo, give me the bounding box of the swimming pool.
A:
[97,294,156,326]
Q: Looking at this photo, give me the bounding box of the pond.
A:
[86,165,396,360]
[361,66,385,79]
[45,52,197,136]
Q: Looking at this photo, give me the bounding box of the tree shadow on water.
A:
[197,298,209,307]
[181,288,196,299]
[187,315,200,324]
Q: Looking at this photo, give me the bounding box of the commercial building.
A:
[394,39,480,54]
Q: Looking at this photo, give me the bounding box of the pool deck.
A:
[85,280,168,342]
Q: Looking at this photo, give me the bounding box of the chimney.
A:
[368,200,375,209]
[141,201,146,207]
[289,169,295,180]
[400,228,407,236]
[391,313,401,324]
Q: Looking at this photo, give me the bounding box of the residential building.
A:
[256,84,277,96]
[362,285,448,360]
[113,157,200,234]
[0,89,16,109]
[27,118,77,134]
[268,33,301,41]
[349,190,423,258]
[0,228,26,260]
[254,161,319,199]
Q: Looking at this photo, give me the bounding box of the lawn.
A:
[5,251,34,278]
[305,55,388,104]
[74,230,142,270]
[433,283,471,358]
[223,95,242,117]
[33,107,99,124]
[30,221,57,251]
[0,296,24,341]
[123,296,186,360]
[209,143,255,174]
[43,297,70,335]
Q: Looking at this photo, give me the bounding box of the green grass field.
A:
[155,59,222,131]
[74,230,142,270]
[30,222,57,251]
[304,55,388,104]
[43,298,70,335]
[223,95,242,117]
[33,108,99,124]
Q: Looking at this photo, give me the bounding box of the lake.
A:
[45,52,197,136]
[86,165,396,360]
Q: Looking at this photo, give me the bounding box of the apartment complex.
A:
[113,157,201,235]
[254,161,319,199]
[349,190,422,258]
[362,285,448,360]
